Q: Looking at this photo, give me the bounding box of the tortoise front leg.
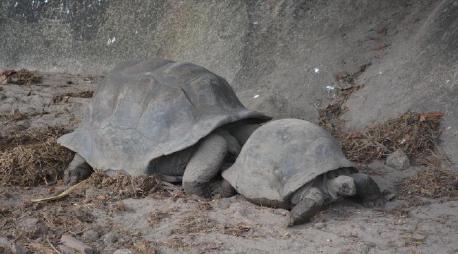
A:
[289,187,325,226]
[182,133,233,198]
[64,154,93,185]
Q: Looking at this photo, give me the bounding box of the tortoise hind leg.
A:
[289,187,325,226]
[64,154,93,185]
[350,173,384,207]
[182,133,232,198]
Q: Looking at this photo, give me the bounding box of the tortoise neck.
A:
[227,122,262,145]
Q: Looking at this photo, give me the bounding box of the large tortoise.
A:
[223,119,383,225]
[58,58,268,197]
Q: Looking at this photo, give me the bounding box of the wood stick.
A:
[30,179,88,203]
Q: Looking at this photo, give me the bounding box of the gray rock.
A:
[82,229,100,241]
[103,247,117,253]
[61,234,95,254]
[0,237,26,254]
[10,244,25,254]
[58,244,77,254]
[102,232,119,246]
[113,249,133,254]
[216,198,232,209]
[0,237,11,250]
[17,217,47,238]
[314,222,326,229]
[386,150,410,170]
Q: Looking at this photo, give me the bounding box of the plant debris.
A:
[52,90,94,103]
[88,172,162,199]
[171,209,251,237]
[318,84,364,137]
[0,110,50,124]
[7,69,42,85]
[319,80,443,164]
[172,213,217,235]
[339,112,442,163]
[0,127,73,186]
[31,179,88,202]
[133,240,158,254]
[399,167,458,199]
[148,209,171,226]
[223,222,252,237]
[334,63,371,84]
[0,69,16,85]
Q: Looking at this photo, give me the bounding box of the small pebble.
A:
[366,241,376,248]
[18,217,47,238]
[61,234,94,254]
[102,232,119,246]
[216,198,231,209]
[58,244,75,254]
[113,249,133,254]
[0,237,26,254]
[314,222,326,229]
[82,229,100,241]
[411,233,426,241]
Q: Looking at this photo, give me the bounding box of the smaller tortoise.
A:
[223,119,383,225]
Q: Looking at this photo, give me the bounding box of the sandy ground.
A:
[1,73,457,254]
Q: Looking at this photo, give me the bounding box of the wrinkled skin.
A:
[288,172,384,226]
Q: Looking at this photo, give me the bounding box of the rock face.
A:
[0,0,456,167]
[343,0,458,170]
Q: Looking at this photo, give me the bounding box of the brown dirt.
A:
[148,209,172,226]
[171,204,252,237]
[1,72,457,254]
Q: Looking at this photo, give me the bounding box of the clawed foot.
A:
[64,155,93,185]
[361,197,385,208]
[289,187,324,226]
[64,166,93,185]
[210,179,236,198]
